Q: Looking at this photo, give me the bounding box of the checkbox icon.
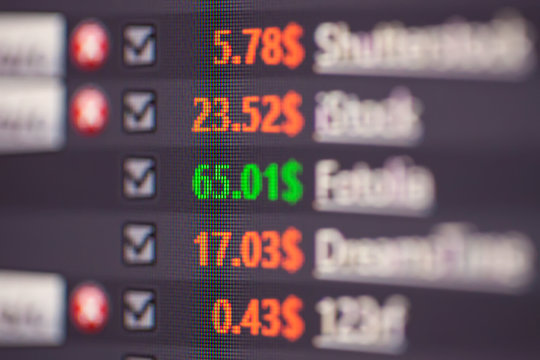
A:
[124,355,155,360]
[123,223,156,265]
[123,91,156,133]
[123,289,156,331]
[123,24,156,67]
[123,157,156,199]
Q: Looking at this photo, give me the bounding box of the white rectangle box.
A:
[0,270,66,346]
[0,13,66,76]
[0,79,65,154]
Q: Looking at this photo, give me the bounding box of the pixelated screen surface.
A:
[0,1,540,359]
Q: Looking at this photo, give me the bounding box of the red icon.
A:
[70,20,110,71]
[70,86,109,136]
[70,282,110,334]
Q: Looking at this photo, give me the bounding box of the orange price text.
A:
[194,227,304,273]
[213,22,305,69]
[211,295,305,342]
[191,91,304,137]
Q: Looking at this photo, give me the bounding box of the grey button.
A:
[0,13,66,76]
[0,270,66,346]
[0,79,65,154]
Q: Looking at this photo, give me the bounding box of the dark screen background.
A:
[0,1,540,359]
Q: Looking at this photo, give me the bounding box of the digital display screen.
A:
[0,1,539,359]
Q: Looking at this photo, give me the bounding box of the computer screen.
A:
[0,1,539,359]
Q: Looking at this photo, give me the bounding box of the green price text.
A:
[192,159,303,205]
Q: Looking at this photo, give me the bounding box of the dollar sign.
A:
[281,159,303,205]
[282,22,305,69]
[281,295,305,342]
[281,227,304,273]
[282,90,304,137]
